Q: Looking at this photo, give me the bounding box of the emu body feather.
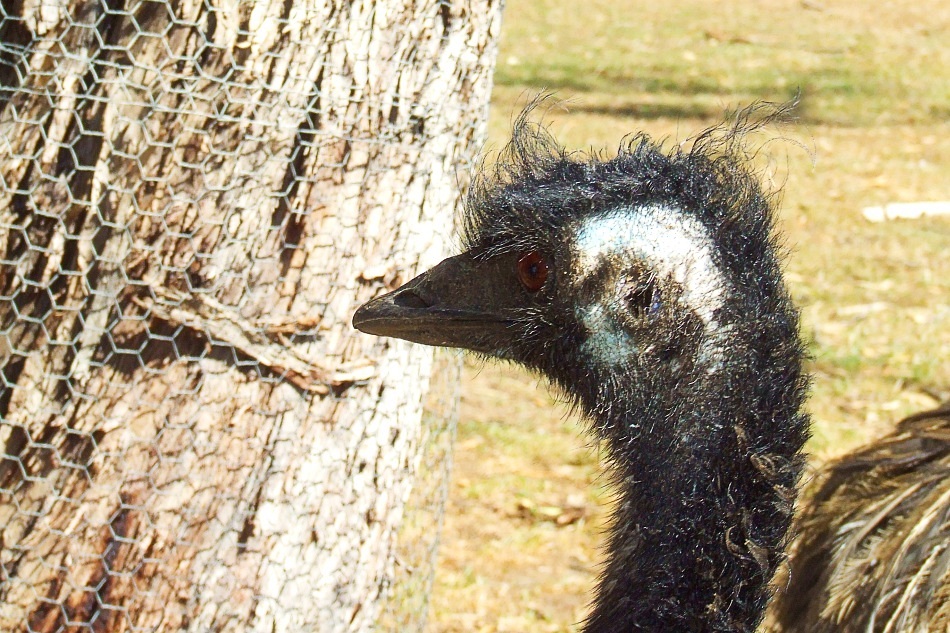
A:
[771,403,950,632]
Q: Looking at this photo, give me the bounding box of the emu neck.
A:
[580,350,807,632]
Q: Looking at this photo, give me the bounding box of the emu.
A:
[353,105,950,632]
[771,400,950,632]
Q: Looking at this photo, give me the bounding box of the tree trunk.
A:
[0,0,502,631]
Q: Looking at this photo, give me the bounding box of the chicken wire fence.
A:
[0,0,493,630]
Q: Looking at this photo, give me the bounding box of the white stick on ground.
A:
[862,201,950,222]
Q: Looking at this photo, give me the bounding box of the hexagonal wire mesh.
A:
[0,0,498,630]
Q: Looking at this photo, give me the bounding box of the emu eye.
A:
[516,251,549,292]
[627,276,659,316]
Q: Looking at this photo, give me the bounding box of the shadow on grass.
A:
[495,70,808,122]
[494,63,945,126]
[495,68,728,100]
[561,101,729,121]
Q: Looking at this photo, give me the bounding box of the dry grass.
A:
[427,1,950,630]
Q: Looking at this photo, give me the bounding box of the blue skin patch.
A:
[570,204,730,369]
[649,286,662,318]
[579,303,639,365]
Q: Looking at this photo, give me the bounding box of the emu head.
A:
[354,106,787,415]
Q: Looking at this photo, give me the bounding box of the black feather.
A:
[460,100,810,632]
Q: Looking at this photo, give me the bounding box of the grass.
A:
[427,1,950,630]
[492,0,950,126]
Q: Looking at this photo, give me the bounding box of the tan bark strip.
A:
[132,285,375,394]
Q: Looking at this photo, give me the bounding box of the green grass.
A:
[493,0,950,126]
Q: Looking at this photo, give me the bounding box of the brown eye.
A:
[516,251,549,292]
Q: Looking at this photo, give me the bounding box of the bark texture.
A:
[0,0,502,630]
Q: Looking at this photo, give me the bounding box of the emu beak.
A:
[352,252,517,353]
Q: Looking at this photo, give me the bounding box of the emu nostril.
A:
[393,288,430,309]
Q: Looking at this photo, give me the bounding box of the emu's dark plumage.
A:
[356,102,810,632]
[769,402,950,632]
[461,106,809,632]
[355,103,950,632]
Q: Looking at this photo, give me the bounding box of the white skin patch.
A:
[572,203,728,366]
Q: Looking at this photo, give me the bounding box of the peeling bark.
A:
[0,0,502,630]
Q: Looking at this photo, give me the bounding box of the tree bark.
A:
[0,0,502,631]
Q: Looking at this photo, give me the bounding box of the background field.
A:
[428,1,950,630]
